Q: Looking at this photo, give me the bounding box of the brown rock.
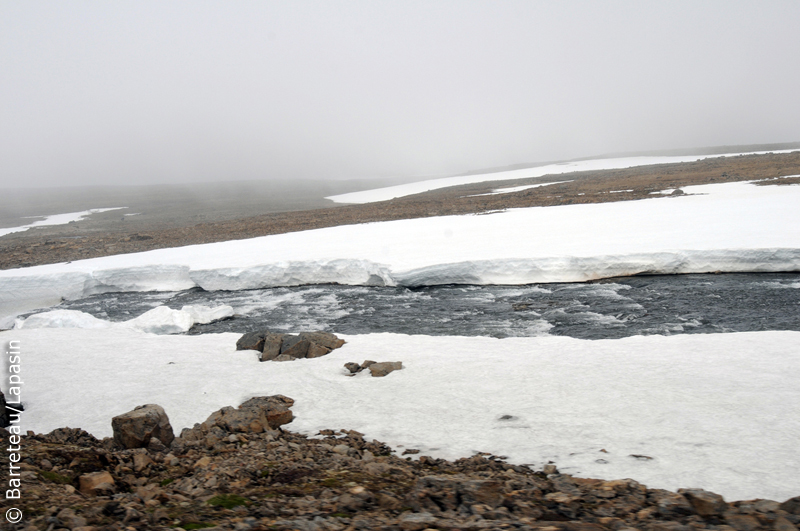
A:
[679,488,728,516]
[79,470,116,496]
[369,361,403,377]
[725,514,761,531]
[781,496,800,515]
[299,331,346,350]
[306,343,331,358]
[111,404,175,449]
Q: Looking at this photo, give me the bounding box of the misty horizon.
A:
[2,1,800,190]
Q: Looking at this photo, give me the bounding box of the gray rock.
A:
[368,361,403,377]
[299,331,346,350]
[344,362,361,374]
[260,333,285,361]
[236,331,267,351]
[112,404,175,449]
[281,337,311,359]
[649,489,695,517]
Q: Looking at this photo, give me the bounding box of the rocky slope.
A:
[2,397,798,531]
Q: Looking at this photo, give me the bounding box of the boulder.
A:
[111,404,175,449]
[307,343,331,358]
[236,329,346,362]
[369,361,403,377]
[181,395,295,440]
[236,331,267,351]
[280,335,310,358]
[239,395,295,428]
[260,332,286,361]
[299,331,346,350]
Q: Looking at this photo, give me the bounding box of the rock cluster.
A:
[345,360,404,377]
[4,397,800,531]
[236,331,345,362]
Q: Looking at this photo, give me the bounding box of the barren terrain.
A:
[1,151,799,270]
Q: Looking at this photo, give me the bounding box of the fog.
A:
[2,1,800,189]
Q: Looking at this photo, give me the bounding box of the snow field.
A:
[0,208,125,238]
[2,328,798,502]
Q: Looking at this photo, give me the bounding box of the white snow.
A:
[15,304,234,334]
[2,327,798,502]
[468,180,574,196]
[0,208,125,237]
[1,179,799,321]
[325,150,799,204]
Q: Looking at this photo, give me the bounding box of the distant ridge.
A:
[453,141,800,178]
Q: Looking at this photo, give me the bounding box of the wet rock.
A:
[111,404,175,449]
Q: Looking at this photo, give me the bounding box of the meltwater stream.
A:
[52,273,800,339]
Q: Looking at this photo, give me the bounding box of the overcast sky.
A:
[2,1,800,189]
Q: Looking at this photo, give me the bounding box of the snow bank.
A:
[15,304,234,334]
[3,327,798,502]
[0,207,125,237]
[1,180,799,321]
[326,150,799,204]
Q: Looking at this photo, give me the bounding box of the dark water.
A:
[50,273,800,339]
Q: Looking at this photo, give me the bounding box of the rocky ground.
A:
[2,151,800,270]
[2,396,799,531]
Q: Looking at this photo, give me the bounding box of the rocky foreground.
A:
[2,396,799,531]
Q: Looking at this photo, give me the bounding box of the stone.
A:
[678,488,728,516]
[781,497,800,515]
[774,517,798,531]
[306,343,331,358]
[344,362,361,373]
[299,331,346,350]
[112,404,174,449]
[368,361,403,377]
[79,471,116,496]
[280,335,310,358]
[236,331,267,352]
[147,436,168,452]
[133,453,153,473]
[649,489,695,517]
[725,514,761,531]
[260,333,285,361]
[399,512,437,531]
[238,395,295,429]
